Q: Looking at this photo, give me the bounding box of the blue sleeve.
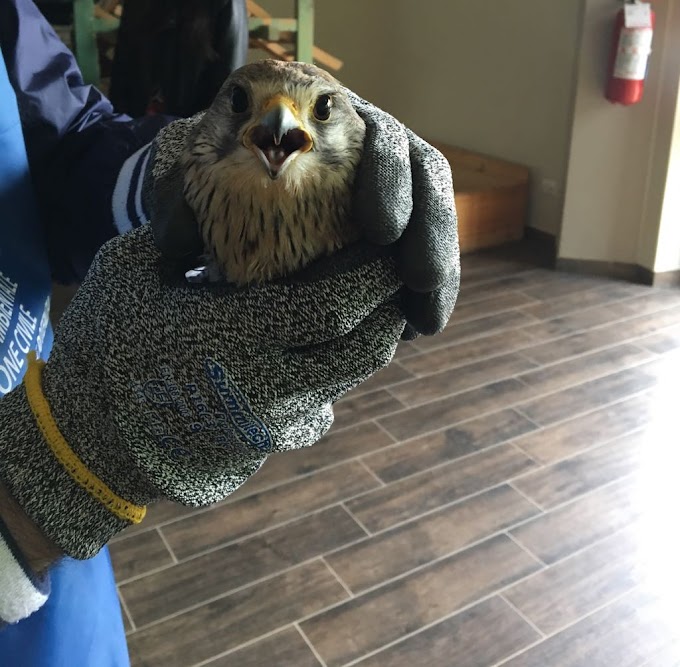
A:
[0,0,175,284]
[0,0,126,167]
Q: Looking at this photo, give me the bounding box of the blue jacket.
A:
[0,0,173,285]
[0,1,247,662]
[0,1,174,664]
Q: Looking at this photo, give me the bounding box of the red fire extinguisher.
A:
[606,1,655,105]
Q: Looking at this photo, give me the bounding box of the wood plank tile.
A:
[520,329,620,364]
[523,292,680,345]
[603,289,680,317]
[520,283,641,321]
[124,507,364,627]
[525,288,680,339]
[460,256,532,282]
[501,588,673,667]
[518,365,657,426]
[522,305,680,365]
[512,392,654,464]
[522,302,638,341]
[519,273,613,300]
[394,340,419,359]
[231,422,394,499]
[350,361,414,396]
[415,310,538,351]
[112,498,209,541]
[119,595,133,634]
[637,323,680,354]
[354,597,539,667]
[109,529,173,583]
[447,290,539,324]
[631,348,680,380]
[642,642,680,667]
[162,461,380,559]
[301,535,541,667]
[126,561,347,667]
[389,353,538,407]
[513,431,646,508]
[516,343,653,397]
[379,378,534,442]
[510,477,640,564]
[458,270,597,305]
[456,270,549,304]
[205,628,321,667]
[332,389,405,430]
[346,444,537,533]
[504,526,639,634]
[328,485,540,593]
[104,251,680,667]
[366,409,536,483]
[400,329,537,376]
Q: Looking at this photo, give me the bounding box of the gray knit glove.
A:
[0,225,405,560]
[144,94,459,339]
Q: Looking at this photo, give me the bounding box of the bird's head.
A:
[187,60,365,192]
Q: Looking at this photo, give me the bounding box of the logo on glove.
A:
[205,358,273,453]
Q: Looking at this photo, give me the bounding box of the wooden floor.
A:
[112,245,680,667]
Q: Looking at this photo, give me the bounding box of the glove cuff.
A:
[0,515,50,625]
[0,353,144,559]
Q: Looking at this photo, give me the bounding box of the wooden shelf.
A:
[247,0,343,71]
[430,143,530,253]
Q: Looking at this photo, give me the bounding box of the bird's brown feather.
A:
[182,60,365,285]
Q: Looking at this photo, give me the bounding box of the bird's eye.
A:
[313,94,333,121]
[231,85,249,113]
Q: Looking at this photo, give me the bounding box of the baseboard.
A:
[523,227,558,267]
[649,268,680,288]
[556,258,680,287]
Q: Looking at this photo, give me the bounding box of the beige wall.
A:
[558,0,680,272]
[252,1,680,273]
[252,0,582,236]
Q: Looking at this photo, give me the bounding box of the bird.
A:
[180,59,367,286]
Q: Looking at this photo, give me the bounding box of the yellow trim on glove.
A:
[23,352,146,525]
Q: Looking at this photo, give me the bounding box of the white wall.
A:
[558,0,680,272]
[653,12,680,274]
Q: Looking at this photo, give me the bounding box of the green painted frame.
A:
[72,0,314,87]
[247,0,315,63]
[72,0,119,85]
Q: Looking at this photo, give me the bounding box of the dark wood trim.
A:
[523,228,558,267]
[651,269,680,288]
[556,258,680,288]
[556,258,649,284]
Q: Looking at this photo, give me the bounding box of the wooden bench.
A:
[430,143,530,253]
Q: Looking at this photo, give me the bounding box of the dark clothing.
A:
[0,0,175,284]
[109,0,248,118]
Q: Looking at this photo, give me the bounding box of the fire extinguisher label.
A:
[624,3,652,29]
[614,28,653,80]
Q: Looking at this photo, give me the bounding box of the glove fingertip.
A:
[354,189,411,245]
[400,323,420,341]
[400,276,459,337]
[397,253,452,293]
[351,101,413,245]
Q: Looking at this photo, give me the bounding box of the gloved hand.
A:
[0,225,405,561]
[346,91,459,339]
[142,92,460,339]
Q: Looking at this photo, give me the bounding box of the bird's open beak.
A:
[244,95,313,179]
